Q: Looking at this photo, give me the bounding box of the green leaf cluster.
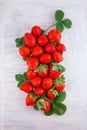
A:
[15,37,25,47]
[15,72,28,87]
[55,10,72,32]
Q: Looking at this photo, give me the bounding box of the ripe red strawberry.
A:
[26,57,39,70]
[47,87,58,100]
[34,87,45,96]
[25,94,37,106]
[19,46,30,58]
[45,43,56,53]
[20,82,32,93]
[37,35,48,46]
[54,75,65,92]
[48,29,61,42]
[24,33,36,47]
[26,70,36,80]
[49,63,65,79]
[32,46,43,56]
[31,25,42,36]
[34,64,49,77]
[42,77,53,89]
[56,43,66,53]
[37,99,51,112]
[55,83,65,92]
[31,76,42,87]
[40,53,52,64]
[53,51,63,62]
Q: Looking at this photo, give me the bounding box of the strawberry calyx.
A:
[37,99,46,110]
[49,87,58,96]
[34,64,48,73]
[52,62,65,72]
[54,75,65,86]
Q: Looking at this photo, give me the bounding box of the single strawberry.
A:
[54,75,65,92]
[34,64,49,77]
[26,57,39,70]
[24,33,36,47]
[37,35,48,46]
[20,82,32,93]
[45,43,56,53]
[49,63,65,79]
[31,76,42,87]
[31,25,42,36]
[26,70,36,80]
[56,43,66,53]
[19,46,30,58]
[37,99,51,112]
[53,51,63,62]
[47,87,58,100]
[25,93,37,106]
[34,87,45,96]
[32,45,43,57]
[40,53,52,64]
[42,77,53,89]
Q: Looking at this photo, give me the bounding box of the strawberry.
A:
[31,25,42,36]
[37,99,51,112]
[56,43,66,53]
[34,87,45,96]
[24,33,36,47]
[19,46,30,58]
[26,70,36,80]
[42,77,53,89]
[54,75,65,92]
[34,64,48,77]
[47,87,58,100]
[32,46,43,57]
[20,82,32,93]
[31,76,42,87]
[53,51,63,62]
[48,29,61,42]
[49,63,65,79]
[45,43,56,53]
[40,53,52,64]
[37,35,48,46]
[26,57,39,70]
[25,93,37,106]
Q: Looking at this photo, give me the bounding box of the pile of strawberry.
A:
[15,10,72,116]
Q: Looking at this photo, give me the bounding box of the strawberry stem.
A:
[43,23,56,33]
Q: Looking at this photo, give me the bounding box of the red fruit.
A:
[19,46,30,58]
[55,83,65,92]
[45,43,56,53]
[26,57,39,70]
[38,67,49,77]
[37,99,51,112]
[37,35,48,46]
[40,53,52,64]
[42,77,52,89]
[48,29,61,42]
[25,94,37,106]
[20,82,32,93]
[56,43,66,53]
[31,76,41,87]
[49,64,62,79]
[26,70,36,80]
[31,25,42,36]
[24,33,36,47]
[47,88,58,100]
[53,51,63,62]
[34,87,45,96]
[32,46,43,56]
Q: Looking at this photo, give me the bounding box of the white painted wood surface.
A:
[0,0,87,130]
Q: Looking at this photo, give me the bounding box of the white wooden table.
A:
[0,0,87,130]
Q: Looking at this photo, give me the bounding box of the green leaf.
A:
[15,74,22,81]
[33,104,38,110]
[54,75,65,86]
[54,91,66,103]
[53,102,67,115]
[15,37,25,48]
[17,81,24,87]
[52,63,65,72]
[23,72,28,81]
[44,103,54,116]
[62,19,72,28]
[55,10,64,22]
[56,22,64,32]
